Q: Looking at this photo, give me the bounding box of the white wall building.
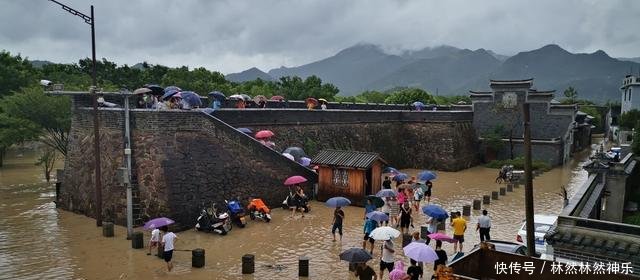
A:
[621,74,640,114]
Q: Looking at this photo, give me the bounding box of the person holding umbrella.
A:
[364,198,377,219]
[362,218,378,254]
[332,206,345,241]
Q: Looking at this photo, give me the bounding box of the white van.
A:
[516,214,558,255]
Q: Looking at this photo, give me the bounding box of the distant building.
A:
[621,74,640,114]
[470,79,584,166]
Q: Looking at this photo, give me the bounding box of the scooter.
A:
[225,199,247,228]
[281,192,310,213]
[195,202,232,235]
[247,198,272,222]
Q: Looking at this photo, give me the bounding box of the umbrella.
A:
[240,94,252,101]
[366,211,389,222]
[383,167,399,174]
[305,97,318,105]
[417,170,437,181]
[325,197,351,208]
[202,108,215,115]
[282,153,295,161]
[412,101,425,108]
[180,91,203,108]
[392,173,409,182]
[229,94,244,100]
[318,98,328,104]
[133,87,152,95]
[339,248,373,263]
[364,195,385,208]
[422,205,449,219]
[237,127,252,135]
[427,232,457,243]
[208,91,226,101]
[283,147,306,160]
[144,217,175,230]
[403,242,438,262]
[253,95,267,103]
[376,189,397,198]
[145,84,164,96]
[369,226,401,240]
[298,157,311,167]
[271,95,285,101]
[284,175,307,185]
[255,130,274,139]
[161,89,180,101]
[164,86,181,93]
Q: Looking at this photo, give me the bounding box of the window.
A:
[332,168,349,187]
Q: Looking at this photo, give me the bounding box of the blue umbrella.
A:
[237,127,252,135]
[417,170,437,181]
[392,173,409,182]
[161,89,180,101]
[383,167,399,174]
[412,101,425,108]
[376,189,397,198]
[164,86,181,93]
[422,205,449,219]
[208,91,226,101]
[180,91,203,108]
[325,197,351,208]
[366,210,389,222]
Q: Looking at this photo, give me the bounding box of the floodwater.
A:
[0,142,598,280]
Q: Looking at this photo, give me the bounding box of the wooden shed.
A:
[312,149,387,206]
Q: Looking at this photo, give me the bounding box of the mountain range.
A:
[228,44,640,102]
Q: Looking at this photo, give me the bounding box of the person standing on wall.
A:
[476,210,492,242]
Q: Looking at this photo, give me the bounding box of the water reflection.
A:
[0,144,595,279]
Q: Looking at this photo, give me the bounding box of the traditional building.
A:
[470,79,582,165]
[621,74,640,114]
[311,149,386,206]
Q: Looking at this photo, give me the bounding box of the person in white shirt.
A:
[476,210,492,242]
[148,228,161,256]
[379,239,395,278]
[160,226,178,272]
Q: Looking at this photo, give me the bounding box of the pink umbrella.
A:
[271,95,285,101]
[255,130,274,139]
[284,175,307,186]
[427,232,457,243]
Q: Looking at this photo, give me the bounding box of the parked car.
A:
[474,240,528,256]
[516,214,558,254]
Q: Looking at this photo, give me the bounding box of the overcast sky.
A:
[1,0,639,74]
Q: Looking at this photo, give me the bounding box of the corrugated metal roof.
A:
[311,149,385,169]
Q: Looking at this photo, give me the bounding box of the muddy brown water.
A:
[0,143,597,279]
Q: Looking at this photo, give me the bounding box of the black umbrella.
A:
[283,147,306,160]
[339,248,373,263]
[145,84,164,96]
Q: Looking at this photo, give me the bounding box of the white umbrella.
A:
[282,153,295,160]
[368,226,401,240]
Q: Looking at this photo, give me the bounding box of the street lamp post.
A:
[48,0,103,227]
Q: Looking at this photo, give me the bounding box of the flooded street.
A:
[0,143,596,280]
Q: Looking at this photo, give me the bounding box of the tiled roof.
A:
[490,79,534,87]
[311,149,386,169]
[547,228,640,261]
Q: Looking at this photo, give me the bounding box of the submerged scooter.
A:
[225,198,247,228]
[195,202,232,235]
[247,198,272,222]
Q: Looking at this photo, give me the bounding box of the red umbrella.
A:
[305,97,318,105]
[255,130,274,139]
[284,175,307,185]
[271,95,285,101]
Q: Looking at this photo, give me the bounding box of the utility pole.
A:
[523,103,535,256]
[49,0,102,226]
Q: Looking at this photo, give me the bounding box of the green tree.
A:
[620,109,640,129]
[562,87,578,103]
[277,75,339,100]
[633,122,640,155]
[35,147,58,182]
[0,87,71,157]
[384,88,434,104]
[355,90,390,103]
[0,50,38,97]
[0,114,39,167]
[579,106,602,130]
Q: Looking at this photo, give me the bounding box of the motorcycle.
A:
[247,198,272,222]
[281,192,310,213]
[225,199,247,228]
[195,202,232,235]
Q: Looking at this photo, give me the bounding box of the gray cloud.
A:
[1,0,638,74]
